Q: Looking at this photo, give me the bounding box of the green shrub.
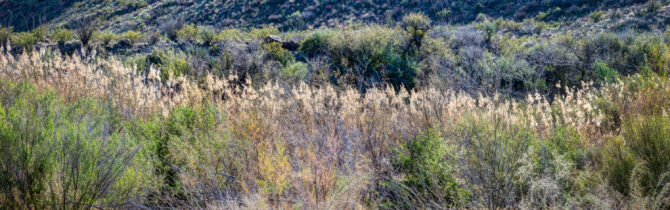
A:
[250,26,279,39]
[623,116,670,195]
[198,26,216,45]
[155,50,190,79]
[286,11,305,31]
[594,60,620,82]
[455,115,532,209]
[589,11,605,23]
[329,26,414,90]
[0,82,153,209]
[602,136,637,195]
[300,31,331,57]
[436,9,451,23]
[51,28,74,43]
[177,24,199,42]
[148,31,161,44]
[263,42,294,66]
[95,30,119,46]
[124,54,149,73]
[547,126,589,168]
[30,26,47,42]
[129,105,226,197]
[10,32,38,51]
[281,62,308,83]
[402,13,431,53]
[216,29,243,41]
[386,128,465,208]
[476,20,497,43]
[122,30,143,45]
[647,1,662,14]
[0,25,12,47]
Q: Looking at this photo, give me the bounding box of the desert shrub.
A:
[161,18,184,41]
[148,31,161,44]
[51,27,74,43]
[250,26,279,39]
[647,1,662,14]
[120,0,148,8]
[281,62,308,83]
[74,16,97,46]
[516,127,588,208]
[198,26,216,45]
[328,25,414,90]
[383,128,465,209]
[476,20,497,44]
[594,60,620,82]
[638,37,669,76]
[455,115,532,209]
[216,29,243,41]
[401,13,431,52]
[300,31,331,57]
[177,24,198,42]
[30,26,47,42]
[95,30,119,46]
[263,42,294,66]
[436,9,452,23]
[589,11,605,22]
[122,30,144,45]
[10,32,37,51]
[286,11,305,31]
[124,54,149,73]
[128,105,250,206]
[0,82,153,209]
[0,25,11,47]
[159,50,190,79]
[602,136,637,195]
[623,116,670,195]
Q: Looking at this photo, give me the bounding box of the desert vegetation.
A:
[1,0,670,209]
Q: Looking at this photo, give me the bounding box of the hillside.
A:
[1,0,653,32]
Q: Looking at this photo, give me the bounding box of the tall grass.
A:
[0,49,669,209]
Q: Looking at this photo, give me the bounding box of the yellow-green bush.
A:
[95,30,119,46]
[385,128,465,209]
[250,26,279,39]
[281,62,308,83]
[263,42,294,66]
[177,24,199,42]
[122,30,144,45]
[10,32,37,51]
[198,26,216,45]
[0,82,155,209]
[50,27,74,43]
[0,25,12,47]
[216,29,243,41]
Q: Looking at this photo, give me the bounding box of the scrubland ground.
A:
[1,1,670,209]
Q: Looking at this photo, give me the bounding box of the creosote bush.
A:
[51,28,74,43]
[0,25,11,47]
[95,30,119,46]
[384,128,465,209]
[123,30,144,45]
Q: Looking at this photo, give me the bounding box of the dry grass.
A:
[1,49,668,209]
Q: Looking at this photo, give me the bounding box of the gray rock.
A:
[265,35,283,44]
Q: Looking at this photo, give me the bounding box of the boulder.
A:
[265,35,300,51]
[282,40,300,51]
[265,35,283,44]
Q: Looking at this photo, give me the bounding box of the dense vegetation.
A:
[1,0,670,209]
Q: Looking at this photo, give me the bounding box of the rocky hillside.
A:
[1,0,653,32]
